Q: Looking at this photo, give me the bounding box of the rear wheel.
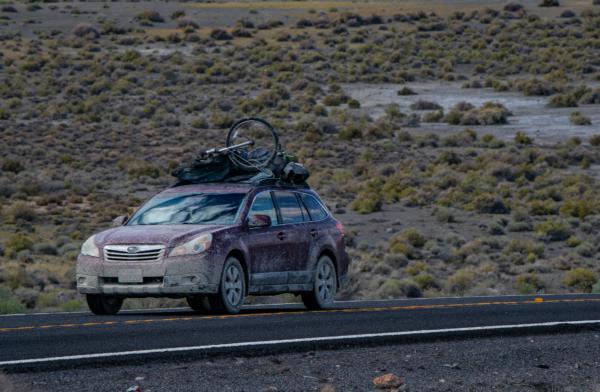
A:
[302,256,337,310]
[208,257,246,314]
[186,296,212,313]
[86,294,123,315]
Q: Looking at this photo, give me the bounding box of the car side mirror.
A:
[248,214,271,228]
[113,215,128,227]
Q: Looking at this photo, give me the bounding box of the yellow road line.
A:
[1,298,599,334]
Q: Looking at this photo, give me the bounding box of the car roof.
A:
[160,183,312,196]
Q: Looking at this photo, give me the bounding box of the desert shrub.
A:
[539,0,560,6]
[5,233,33,254]
[470,194,510,214]
[136,10,164,23]
[590,135,600,146]
[413,273,438,290]
[560,9,576,17]
[397,86,416,95]
[422,110,444,123]
[348,99,360,109]
[514,273,542,294]
[447,268,475,295]
[401,228,426,248]
[0,286,25,314]
[7,202,36,223]
[435,208,456,223]
[529,200,558,216]
[118,160,160,179]
[410,100,442,111]
[338,124,362,140]
[72,23,99,38]
[570,111,592,125]
[503,239,544,259]
[563,268,597,292]
[171,10,186,20]
[504,3,524,12]
[534,218,572,241]
[178,19,199,29]
[0,108,10,120]
[323,93,348,106]
[515,131,533,145]
[579,89,600,104]
[566,235,582,247]
[1,6,17,13]
[547,87,590,107]
[444,102,511,125]
[210,112,235,128]
[351,189,382,214]
[33,243,58,256]
[405,261,428,276]
[516,78,556,96]
[548,94,577,108]
[1,159,23,173]
[378,279,421,298]
[191,118,208,129]
[210,29,232,40]
[560,199,595,219]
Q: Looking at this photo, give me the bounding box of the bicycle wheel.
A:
[226,118,279,171]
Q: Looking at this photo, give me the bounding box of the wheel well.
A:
[319,249,339,284]
[227,249,249,295]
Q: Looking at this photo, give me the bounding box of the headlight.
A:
[170,234,212,257]
[81,235,100,257]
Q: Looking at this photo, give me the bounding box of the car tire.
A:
[186,296,212,313]
[208,257,246,314]
[302,255,337,310]
[86,294,123,315]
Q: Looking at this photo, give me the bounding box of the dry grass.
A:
[189,0,490,16]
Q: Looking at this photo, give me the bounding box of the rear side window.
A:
[300,194,328,221]
[274,192,305,224]
[248,192,277,226]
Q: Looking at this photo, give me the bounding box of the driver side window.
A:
[248,192,278,226]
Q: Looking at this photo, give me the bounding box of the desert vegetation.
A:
[1,0,600,312]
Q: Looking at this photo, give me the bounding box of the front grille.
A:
[103,245,165,262]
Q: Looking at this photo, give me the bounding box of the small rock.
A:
[320,384,336,392]
[127,386,141,392]
[373,373,405,389]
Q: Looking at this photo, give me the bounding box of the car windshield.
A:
[127,193,246,226]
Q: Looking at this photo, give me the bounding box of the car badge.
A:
[127,246,139,254]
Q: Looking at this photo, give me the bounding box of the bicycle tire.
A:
[226,117,279,171]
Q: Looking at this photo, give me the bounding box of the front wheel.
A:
[86,294,123,315]
[186,296,212,313]
[207,257,246,314]
[302,255,337,310]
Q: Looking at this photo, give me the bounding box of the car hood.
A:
[95,224,225,248]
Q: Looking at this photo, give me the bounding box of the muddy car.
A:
[77,183,349,315]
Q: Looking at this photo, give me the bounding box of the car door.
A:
[298,192,329,271]
[272,191,312,285]
[246,191,288,286]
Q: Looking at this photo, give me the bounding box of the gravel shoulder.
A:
[9,331,600,392]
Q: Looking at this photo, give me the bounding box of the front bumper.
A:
[76,252,220,297]
[77,274,219,297]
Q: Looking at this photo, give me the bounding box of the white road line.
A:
[1,319,598,367]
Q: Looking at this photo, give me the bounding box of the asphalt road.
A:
[1,294,600,372]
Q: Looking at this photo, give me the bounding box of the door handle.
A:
[277,232,286,241]
[310,229,318,237]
